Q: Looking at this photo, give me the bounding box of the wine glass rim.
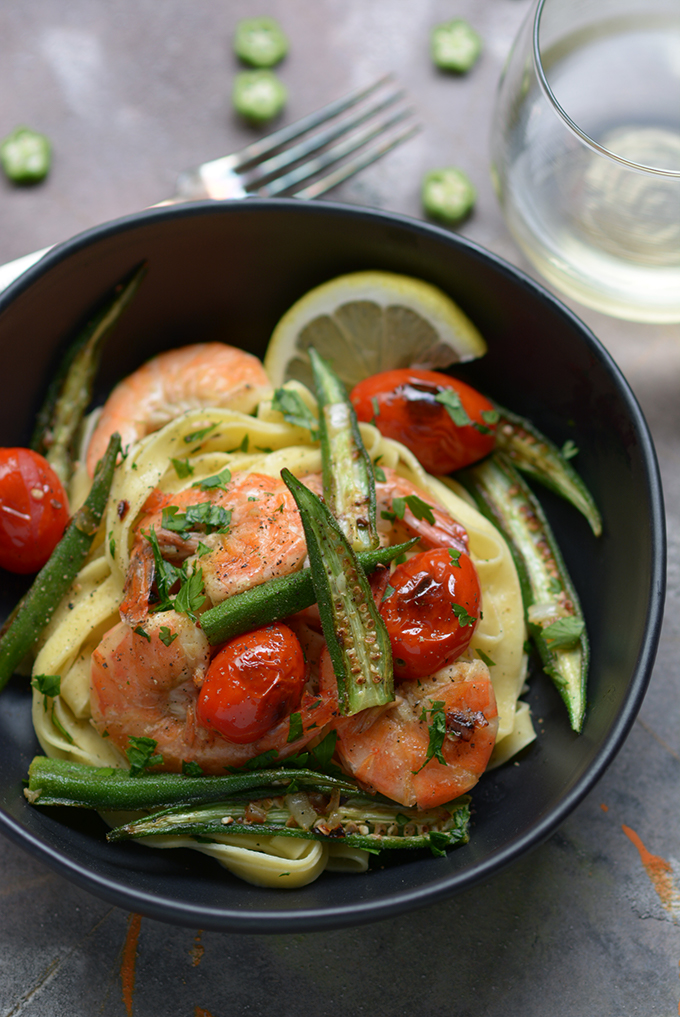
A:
[532,0,680,178]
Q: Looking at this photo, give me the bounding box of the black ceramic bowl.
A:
[0,199,665,933]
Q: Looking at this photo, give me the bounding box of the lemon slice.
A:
[263,270,487,390]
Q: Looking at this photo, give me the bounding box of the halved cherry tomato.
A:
[0,448,70,574]
[350,368,497,474]
[196,622,306,743]
[379,549,481,680]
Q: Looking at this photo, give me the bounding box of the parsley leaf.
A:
[381,583,395,602]
[51,706,74,744]
[31,673,61,699]
[429,830,452,857]
[271,388,319,438]
[542,616,585,649]
[481,409,500,426]
[174,566,206,622]
[183,422,218,444]
[127,736,164,777]
[287,712,304,743]
[159,626,178,647]
[371,396,380,421]
[415,700,448,772]
[32,674,61,712]
[162,502,231,535]
[144,528,184,611]
[452,603,477,627]
[171,457,195,478]
[192,467,231,492]
[448,548,462,567]
[435,389,472,427]
[386,494,436,525]
[476,648,496,668]
[134,625,151,641]
[182,760,204,777]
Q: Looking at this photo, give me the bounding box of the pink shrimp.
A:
[90,612,337,774]
[120,471,307,624]
[86,342,271,475]
[374,467,469,552]
[320,653,497,809]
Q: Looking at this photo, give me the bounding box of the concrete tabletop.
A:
[0,2,678,1014]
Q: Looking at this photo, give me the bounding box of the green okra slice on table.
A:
[199,538,417,646]
[309,346,379,554]
[24,756,359,810]
[0,433,121,692]
[493,402,602,537]
[459,452,589,732]
[281,468,394,716]
[106,791,471,858]
[31,261,148,487]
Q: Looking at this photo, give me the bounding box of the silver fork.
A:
[0,76,418,293]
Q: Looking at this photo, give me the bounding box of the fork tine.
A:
[257,108,418,198]
[291,122,421,201]
[228,75,396,170]
[239,87,407,189]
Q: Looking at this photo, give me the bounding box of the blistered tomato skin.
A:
[350,367,496,474]
[196,623,306,744]
[380,549,481,680]
[0,448,70,574]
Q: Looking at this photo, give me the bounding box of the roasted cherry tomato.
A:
[379,548,481,680]
[196,622,306,744]
[0,448,69,574]
[350,368,497,474]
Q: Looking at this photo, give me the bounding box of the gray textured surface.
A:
[1,1,679,1014]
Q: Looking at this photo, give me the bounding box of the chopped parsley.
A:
[542,616,584,649]
[183,422,218,444]
[159,626,178,647]
[51,706,74,744]
[161,502,231,535]
[182,760,204,777]
[173,565,206,622]
[452,603,477,627]
[171,457,195,478]
[382,494,436,525]
[415,700,448,772]
[134,625,151,641]
[127,736,164,776]
[287,712,303,743]
[31,673,61,711]
[435,388,472,427]
[192,467,231,492]
[448,548,462,567]
[271,387,319,438]
[476,648,496,668]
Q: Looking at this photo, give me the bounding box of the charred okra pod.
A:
[282,468,394,716]
[24,756,359,810]
[106,790,471,857]
[493,402,602,538]
[309,346,379,553]
[200,538,416,646]
[460,451,588,732]
[31,262,147,486]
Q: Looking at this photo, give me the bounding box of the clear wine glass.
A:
[491,0,680,323]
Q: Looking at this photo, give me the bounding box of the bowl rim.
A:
[0,197,667,932]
